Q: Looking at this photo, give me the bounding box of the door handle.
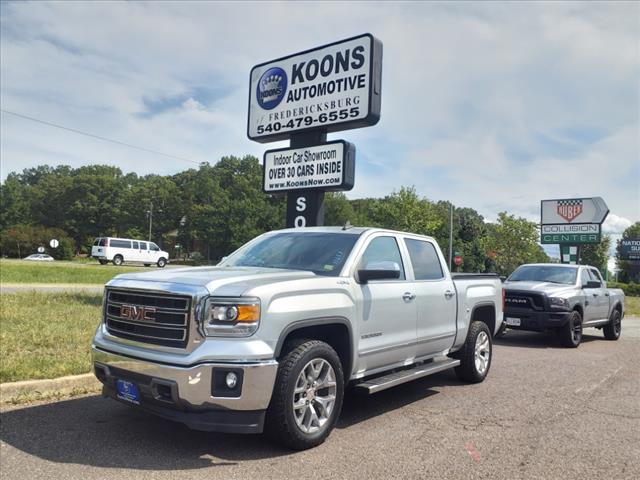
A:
[444,290,455,299]
[592,293,599,297]
[402,292,416,301]
[604,293,610,297]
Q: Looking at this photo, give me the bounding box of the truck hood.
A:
[109,266,317,297]
[504,280,576,296]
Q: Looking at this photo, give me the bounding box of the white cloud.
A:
[602,214,633,235]
[1,1,638,225]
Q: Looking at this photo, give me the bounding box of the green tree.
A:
[0,225,74,260]
[580,235,611,277]
[482,212,549,276]
[372,187,443,235]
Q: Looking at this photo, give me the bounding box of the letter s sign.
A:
[295,196,307,227]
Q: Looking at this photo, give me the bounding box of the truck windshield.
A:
[221,232,359,276]
[508,265,577,285]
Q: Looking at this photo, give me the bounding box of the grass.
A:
[0,292,103,382]
[0,259,141,284]
[625,296,640,317]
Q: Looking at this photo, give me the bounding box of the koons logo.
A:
[257,67,287,110]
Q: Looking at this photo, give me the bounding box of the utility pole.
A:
[146,203,162,243]
[448,203,453,271]
[147,203,153,242]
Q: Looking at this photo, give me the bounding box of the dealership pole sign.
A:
[248,34,383,227]
[540,197,609,245]
[620,239,640,261]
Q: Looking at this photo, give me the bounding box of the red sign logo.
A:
[557,200,583,223]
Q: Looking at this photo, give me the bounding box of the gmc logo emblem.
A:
[120,304,156,322]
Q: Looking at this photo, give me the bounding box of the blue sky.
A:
[1,1,638,262]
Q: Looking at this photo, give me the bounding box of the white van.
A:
[91,237,169,267]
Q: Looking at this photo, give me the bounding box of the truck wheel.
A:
[560,311,582,348]
[157,257,167,268]
[98,259,108,265]
[603,309,622,340]
[112,255,123,266]
[453,321,492,383]
[266,340,344,450]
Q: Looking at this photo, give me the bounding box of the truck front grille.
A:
[105,289,191,348]
[504,292,546,311]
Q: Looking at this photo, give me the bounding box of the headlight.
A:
[201,297,260,337]
[549,297,570,310]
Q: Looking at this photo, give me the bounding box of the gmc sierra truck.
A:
[92,227,503,450]
[503,263,625,347]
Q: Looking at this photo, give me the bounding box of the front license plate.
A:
[116,379,141,405]
[506,317,521,326]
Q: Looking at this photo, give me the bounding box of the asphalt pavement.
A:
[2,319,639,480]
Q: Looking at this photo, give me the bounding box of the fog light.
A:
[225,372,238,389]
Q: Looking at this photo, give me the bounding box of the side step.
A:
[354,358,460,394]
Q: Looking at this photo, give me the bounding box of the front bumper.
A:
[92,345,278,433]
[503,309,572,332]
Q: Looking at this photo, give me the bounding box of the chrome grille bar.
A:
[105,288,191,348]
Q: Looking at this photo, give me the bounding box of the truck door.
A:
[587,268,610,321]
[355,235,417,372]
[580,268,607,321]
[403,237,457,357]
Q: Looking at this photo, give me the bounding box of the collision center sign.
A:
[263,140,355,193]
[248,34,382,142]
[540,197,609,245]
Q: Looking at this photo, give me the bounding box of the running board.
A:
[354,358,460,394]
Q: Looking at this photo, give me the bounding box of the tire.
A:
[603,309,622,341]
[265,340,344,450]
[157,257,167,268]
[98,260,108,265]
[112,255,123,266]
[453,321,492,383]
[560,310,582,348]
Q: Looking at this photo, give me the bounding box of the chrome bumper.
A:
[92,345,278,411]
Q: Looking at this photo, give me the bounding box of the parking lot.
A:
[2,318,639,480]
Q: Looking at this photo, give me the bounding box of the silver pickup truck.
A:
[92,227,503,449]
[503,263,625,347]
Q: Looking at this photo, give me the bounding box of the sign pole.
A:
[285,131,327,228]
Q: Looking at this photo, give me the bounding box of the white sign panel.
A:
[248,34,382,142]
[263,141,355,192]
[540,197,609,225]
[541,224,601,235]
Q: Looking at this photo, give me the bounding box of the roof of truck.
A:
[272,226,437,240]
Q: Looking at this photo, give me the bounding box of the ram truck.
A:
[503,263,625,347]
[92,227,503,449]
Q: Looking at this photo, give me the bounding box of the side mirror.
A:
[584,280,601,289]
[358,261,401,284]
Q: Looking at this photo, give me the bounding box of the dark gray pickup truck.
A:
[502,263,625,347]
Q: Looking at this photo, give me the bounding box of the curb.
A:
[0,373,101,403]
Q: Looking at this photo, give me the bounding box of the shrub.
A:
[607,281,640,297]
[0,225,74,260]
